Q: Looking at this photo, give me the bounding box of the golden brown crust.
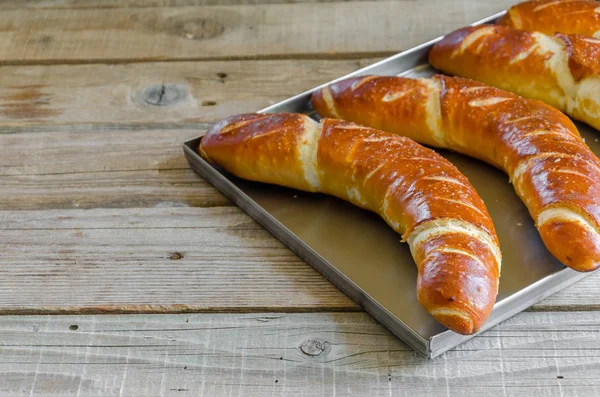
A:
[429,24,600,131]
[200,113,319,193]
[200,113,501,334]
[555,33,600,80]
[311,75,600,272]
[498,0,600,38]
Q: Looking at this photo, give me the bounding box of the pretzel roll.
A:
[498,0,600,38]
[311,75,600,272]
[200,112,501,334]
[428,24,600,130]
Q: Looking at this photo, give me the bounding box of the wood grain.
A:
[0,207,595,314]
[0,207,356,313]
[0,0,514,64]
[0,127,232,209]
[0,0,381,8]
[0,59,373,126]
[0,311,598,396]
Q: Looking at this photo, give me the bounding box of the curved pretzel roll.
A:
[311,75,600,272]
[200,113,501,334]
[498,0,600,38]
[428,24,600,130]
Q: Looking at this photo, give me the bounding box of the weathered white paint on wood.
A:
[0,1,514,63]
[0,312,597,396]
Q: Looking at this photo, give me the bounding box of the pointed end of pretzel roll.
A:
[199,112,321,193]
[537,208,600,272]
[409,219,500,334]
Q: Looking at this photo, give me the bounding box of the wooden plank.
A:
[0,127,232,209]
[0,59,371,126]
[0,0,377,8]
[0,207,595,314]
[0,311,598,396]
[1,169,229,210]
[0,0,514,63]
[0,207,356,313]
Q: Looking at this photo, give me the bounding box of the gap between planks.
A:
[0,52,399,66]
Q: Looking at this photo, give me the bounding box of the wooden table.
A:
[2,0,599,395]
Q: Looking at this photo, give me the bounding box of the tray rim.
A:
[183,9,597,358]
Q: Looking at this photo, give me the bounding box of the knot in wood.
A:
[168,252,184,260]
[142,84,187,107]
[170,18,225,40]
[299,339,330,357]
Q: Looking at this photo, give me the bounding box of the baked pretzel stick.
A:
[200,113,501,334]
[498,0,600,38]
[312,75,600,272]
[429,24,600,131]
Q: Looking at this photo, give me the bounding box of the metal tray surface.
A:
[184,11,597,358]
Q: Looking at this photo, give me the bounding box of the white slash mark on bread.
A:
[407,218,501,272]
[522,129,576,140]
[533,0,576,12]
[362,136,396,143]
[320,86,340,118]
[351,76,380,91]
[298,117,322,191]
[421,175,468,188]
[535,32,578,109]
[381,178,405,232]
[509,10,523,29]
[510,43,541,64]
[335,124,368,131]
[537,207,600,239]
[429,308,473,327]
[505,116,534,124]
[406,156,449,166]
[451,26,497,58]
[468,97,513,107]
[511,152,598,184]
[428,247,488,271]
[247,128,285,140]
[364,163,386,182]
[422,78,445,146]
[460,86,489,94]
[553,168,597,183]
[382,89,413,102]
[437,197,487,217]
[217,115,270,136]
[582,37,600,44]
[346,186,368,207]
[512,152,564,182]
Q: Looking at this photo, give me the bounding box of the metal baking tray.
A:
[184,10,598,358]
